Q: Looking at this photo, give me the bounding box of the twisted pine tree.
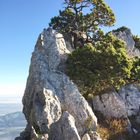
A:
[49,0,115,48]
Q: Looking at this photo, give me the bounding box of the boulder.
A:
[92,84,140,137]
[49,111,81,140]
[113,27,140,57]
[119,84,140,117]
[92,84,140,119]
[92,92,127,118]
[82,134,91,140]
[82,132,102,140]
[16,28,98,140]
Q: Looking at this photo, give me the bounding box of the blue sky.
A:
[0,0,140,103]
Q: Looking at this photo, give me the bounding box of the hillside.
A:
[0,112,26,140]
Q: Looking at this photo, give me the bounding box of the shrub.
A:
[97,118,131,140]
[130,57,140,82]
[49,0,115,48]
[133,35,140,50]
[112,26,129,33]
[66,33,133,97]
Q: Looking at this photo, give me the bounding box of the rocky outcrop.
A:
[113,27,140,57]
[82,132,101,140]
[92,84,140,135]
[49,111,81,140]
[119,84,140,117]
[16,28,99,140]
[92,92,127,118]
[92,85,140,119]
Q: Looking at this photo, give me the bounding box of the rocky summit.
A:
[15,27,140,140]
[15,29,101,140]
[113,27,140,57]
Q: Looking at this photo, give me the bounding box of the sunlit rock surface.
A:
[113,27,140,57]
[15,28,99,140]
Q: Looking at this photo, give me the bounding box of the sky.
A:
[0,0,140,103]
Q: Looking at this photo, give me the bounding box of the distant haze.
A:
[0,96,22,104]
[0,83,25,103]
[0,103,23,116]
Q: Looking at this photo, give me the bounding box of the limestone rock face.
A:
[92,85,140,118]
[119,84,140,117]
[82,134,91,140]
[113,28,140,57]
[16,28,98,140]
[92,92,127,118]
[92,84,140,135]
[82,132,102,140]
[49,111,81,140]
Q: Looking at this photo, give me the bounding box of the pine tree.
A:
[49,0,115,48]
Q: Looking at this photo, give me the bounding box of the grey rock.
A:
[92,92,127,118]
[135,115,140,125]
[119,84,140,117]
[17,28,98,140]
[82,133,91,140]
[132,128,138,134]
[89,131,102,140]
[113,28,135,50]
[49,111,81,140]
[92,84,140,119]
[113,28,140,57]
[81,131,102,140]
[32,88,62,134]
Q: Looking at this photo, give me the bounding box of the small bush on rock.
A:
[133,35,140,50]
[112,26,129,33]
[66,33,134,97]
[130,57,140,82]
[97,118,131,140]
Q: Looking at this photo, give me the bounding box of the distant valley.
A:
[0,111,26,128]
[0,103,26,140]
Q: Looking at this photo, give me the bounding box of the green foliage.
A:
[66,33,134,97]
[130,57,140,82]
[97,117,132,140]
[112,26,128,33]
[49,0,115,47]
[48,0,140,97]
[133,35,140,50]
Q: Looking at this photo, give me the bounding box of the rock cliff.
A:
[15,29,100,140]
[92,84,140,137]
[113,27,140,57]
[92,84,140,119]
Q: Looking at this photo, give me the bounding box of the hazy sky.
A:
[0,0,140,103]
